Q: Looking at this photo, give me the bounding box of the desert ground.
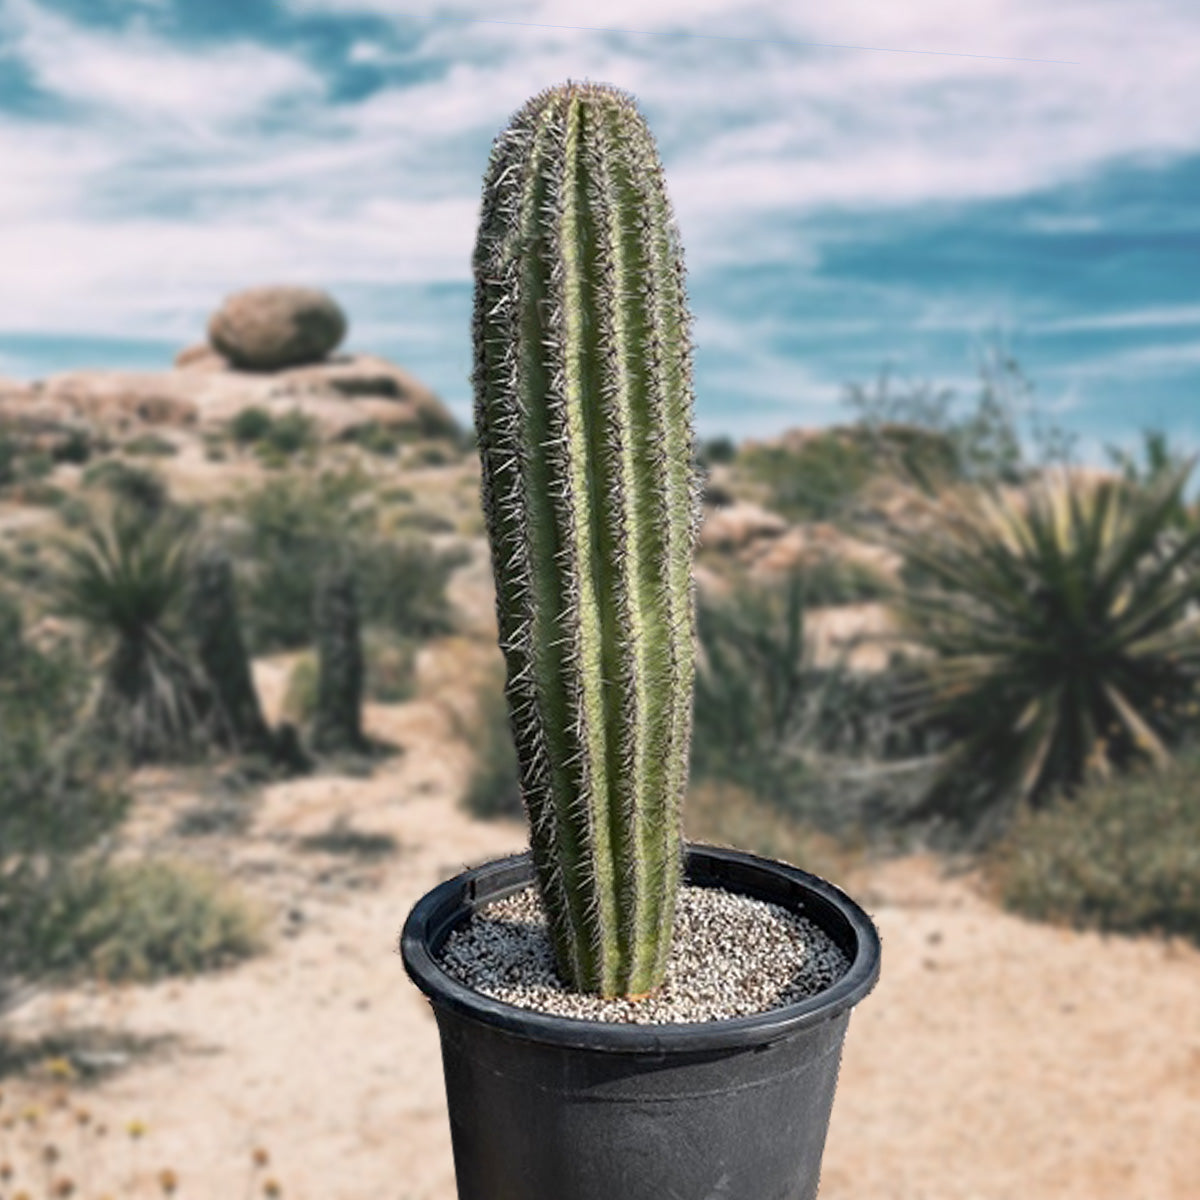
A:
[1,619,1197,1200]
[1,344,1198,1199]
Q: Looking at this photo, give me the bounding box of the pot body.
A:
[401,845,880,1200]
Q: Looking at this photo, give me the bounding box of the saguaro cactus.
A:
[187,546,273,756]
[311,565,367,755]
[472,80,702,998]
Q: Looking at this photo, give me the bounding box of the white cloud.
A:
[1,0,1198,425]
[1041,341,1200,378]
[1,0,323,133]
[1033,307,1200,334]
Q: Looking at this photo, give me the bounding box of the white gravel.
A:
[437,883,851,1023]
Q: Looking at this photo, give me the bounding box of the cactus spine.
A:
[472,81,701,998]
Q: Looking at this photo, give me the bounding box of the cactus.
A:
[311,564,367,755]
[187,547,273,756]
[472,80,702,998]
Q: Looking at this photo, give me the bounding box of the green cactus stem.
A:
[472,80,702,998]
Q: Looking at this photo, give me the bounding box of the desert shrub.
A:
[17,449,53,481]
[888,463,1200,839]
[262,409,317,456]
[82,459,169,519]
[460,656,523,820]
[691,568,936,835]
[389,507,456,534]
[991,749,1200,946]
[232,470,466,652]
[282,653,319,724]
[51,427,93,465]
[13,480,65,507]
[356,538,468,639]
[737,431,874,523]
[406,440,461,468]
[415,401,461,443]
[691,569,814,797]
[344,421,403,456]
[0,430,16,486]
[227,407,316,460]
[233,469,374,651]
[685,778,847,883]
[698,435,737,467]
[789,555,893,606]
[123,433,178,457]
[379,484,415,505]
[363,629,418,703]
[0,591,129,1010]
[19,858,266,983]
[844,347,1075,488]
[229,406,274,445]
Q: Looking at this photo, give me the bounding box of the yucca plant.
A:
[472,80,702,998]
[889,462,1200,833]
[54,502,215,762]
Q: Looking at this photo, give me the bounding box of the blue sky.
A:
[0,0,1197,462]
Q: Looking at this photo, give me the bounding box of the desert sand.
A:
[1,366,1197,1198]
[1,623,1197,1200]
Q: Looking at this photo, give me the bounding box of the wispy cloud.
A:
[1033,306,1200,334]
[0,0,1196,446]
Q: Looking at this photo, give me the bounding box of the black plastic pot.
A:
[401,843,881,1200]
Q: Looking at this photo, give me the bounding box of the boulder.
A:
[207,285,346,371]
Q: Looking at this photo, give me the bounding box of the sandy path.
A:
[2,637,1198,1199]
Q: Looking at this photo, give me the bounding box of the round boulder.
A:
[207,286,347,371]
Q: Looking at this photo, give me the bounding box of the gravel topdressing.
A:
[437,883,851,1024]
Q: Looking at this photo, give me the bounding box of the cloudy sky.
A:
[1,0,1197,458]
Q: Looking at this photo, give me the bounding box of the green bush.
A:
[344,421,403,456]
[82,459,169,519]
[356,538,468,638]
[18,449,53,481]
[233,469,373,651]
[788,555,893,606]
[363,630,418,703]
[698,435,737,466]
[992,750,1200,946]
[20,858,266,983]
[228,407,317,459]
[123,433,178,457]
[460,657,523,820]
[0,591,130,1010]
[281,653,319,724]
[52,428,93,465]
[889,464,1200,837]
[229,406,274,445]
[262,409,317,456]
[0,430,16,486]
[233,469,465,652]
[691,569,813,797]
[737,431,874,522]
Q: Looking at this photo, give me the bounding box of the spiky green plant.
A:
[311,564,367,756]
[53,503,214,762]
[472,81,702,997]
[186,546,273,756]
[889,462,1200,833]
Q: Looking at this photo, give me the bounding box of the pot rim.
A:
[401,842,881,1054]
